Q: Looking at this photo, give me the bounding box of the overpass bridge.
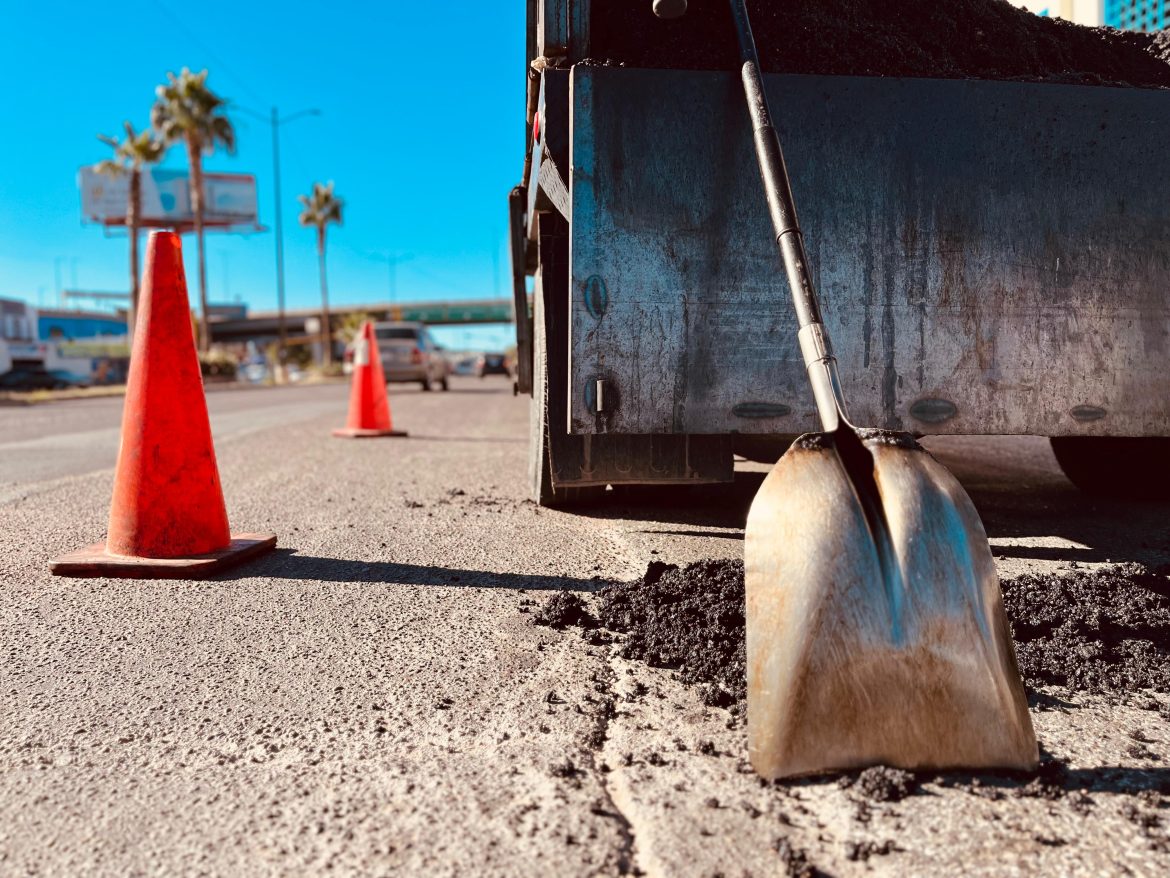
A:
[210,298,518,346]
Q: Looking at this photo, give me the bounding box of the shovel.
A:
[728,0,1038,778]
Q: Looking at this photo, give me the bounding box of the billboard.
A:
[79,167,259,230]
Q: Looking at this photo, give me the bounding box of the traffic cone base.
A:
[50,533,277,579]
[331,427,409,439]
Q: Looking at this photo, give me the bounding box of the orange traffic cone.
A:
[50,232,276,578]
[332,320,408,438]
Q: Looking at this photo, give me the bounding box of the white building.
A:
[1017,0,1103,26]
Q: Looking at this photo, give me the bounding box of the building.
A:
[1104,0,1168,30]
[1019,1,1104,26]
[37,308,127,343]
[0,298,128,383]
[1022,0,1170,30]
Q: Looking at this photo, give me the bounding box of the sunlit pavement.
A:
[1,377,1166,876]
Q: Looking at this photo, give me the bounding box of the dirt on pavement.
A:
[597,560,747,715]
[1002,563,1170,696]
[581,558,1170,708]
[541,556,1170,871]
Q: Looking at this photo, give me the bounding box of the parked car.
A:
[477,352,511,378]
[360,321,450,391]
[0,367,77,390]
[47,369,89,388]
[453,356,478,377]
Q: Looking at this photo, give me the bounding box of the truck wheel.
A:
[1050,437,1170,500]
[440,374,450,392]
[420,375,432,392]
[529,217,606,508]
[530,295,605,508]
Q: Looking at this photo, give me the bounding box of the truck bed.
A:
[561,67,1170,436]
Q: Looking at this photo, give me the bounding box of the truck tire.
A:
[529,215,606,508]
[530,273,606,508]
[420,374,432,392]
[1050,437,1170,500]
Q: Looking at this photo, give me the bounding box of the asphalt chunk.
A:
[533,592,598,630]
[1001,563,1170,696]
[597,560,746,714]
[840,766,919,803]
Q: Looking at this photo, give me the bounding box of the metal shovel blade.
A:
[745,429,1038,779]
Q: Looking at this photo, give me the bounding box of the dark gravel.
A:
[534,591,598,630]
[1001,563,1170,695]
[590,0,1170,88]
[840,766,919,802]
[597,560,746,711]
[596,560,1170,710]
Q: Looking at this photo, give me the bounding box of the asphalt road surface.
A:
[2,378,1167,876]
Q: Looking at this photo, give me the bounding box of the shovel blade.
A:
[745,432,1037,779]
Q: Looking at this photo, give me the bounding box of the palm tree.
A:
[151,68,235,353]
[94,122,167,346]
[298,182,344,366]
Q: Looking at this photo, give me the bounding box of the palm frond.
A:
[297,180,345,231]
[97,120,167,170]
[96,121,165,175]
[151,67,235,155]
[93,158,126,177]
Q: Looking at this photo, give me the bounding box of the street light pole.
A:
[385,252,414,304]
[271,107,287,365]
[237,104,320,376]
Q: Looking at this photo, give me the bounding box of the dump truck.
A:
[509,1,1170,505]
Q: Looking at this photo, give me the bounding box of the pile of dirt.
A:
[1001,563,1170,695]
[533,591,597,630]
[589,0,1170,88]
[840,766,919,802]
[597,560,746,710]
[596,560,1170,710]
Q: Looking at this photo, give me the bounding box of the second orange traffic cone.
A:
[50,232,276,578]
[333,320,407,438]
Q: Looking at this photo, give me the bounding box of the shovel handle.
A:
[729,0,847,432]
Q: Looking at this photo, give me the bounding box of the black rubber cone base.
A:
[50,533,277,579]
[331,427,409,438]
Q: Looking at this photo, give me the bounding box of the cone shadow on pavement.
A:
[216,549,607,591]
[333,320,408,438]
[50,232,276,579]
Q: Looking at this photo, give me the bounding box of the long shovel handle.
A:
[729,0,848,432]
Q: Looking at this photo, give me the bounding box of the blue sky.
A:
[0,0,525,349]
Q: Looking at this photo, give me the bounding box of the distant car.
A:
[453,356,478,377]
[359,321,450,391]
[0,368,72,390]
[240,358,269,384]
[477,353,511,378]
[47,369,89,388]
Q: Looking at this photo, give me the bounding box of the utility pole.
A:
[54,257,64,307]
[271,107,287,366]
[237,104,320,375]
[386,252,414,304]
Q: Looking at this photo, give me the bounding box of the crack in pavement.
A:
[582,659,640,876]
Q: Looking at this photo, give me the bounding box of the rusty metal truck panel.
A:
[567,67,1170,436]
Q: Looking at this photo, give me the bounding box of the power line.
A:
[148,0,268,106]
